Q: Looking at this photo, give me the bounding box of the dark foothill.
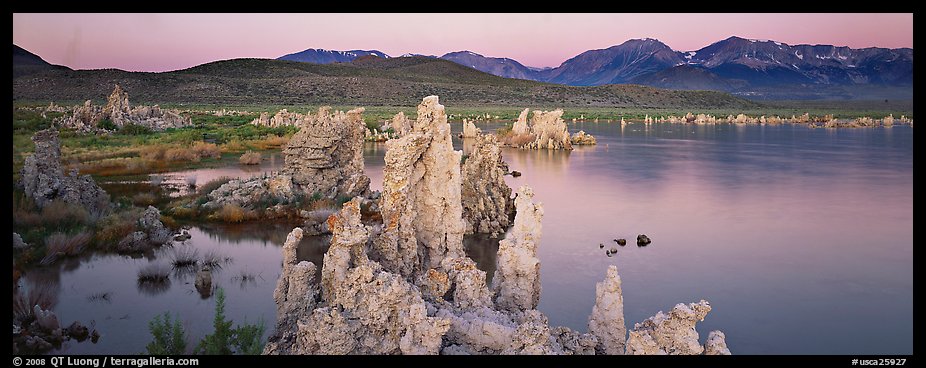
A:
[637,234,651,246]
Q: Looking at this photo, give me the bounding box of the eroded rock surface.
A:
[462,119,482,138]
[703,330,732,355]
[56,85,191,132]
[251,109,306,128]
[492,185,543,312]
[373,96,465,278]
[117,206,172,252]
[283,107,370,199]
[625,300,715,355]
[523,109,572,150]
[570,130,597,145]
[20,128,110,215]
[461,134,512,237]
[587,265,626,354]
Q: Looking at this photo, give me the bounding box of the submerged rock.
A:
[570,130,597,145]
[462,134,513,237]
[636,234,651,246]
[587,265,626,354]
[373,96,465,278]
[20,128,110,216]
[625,300,715,355]
[492,185,543,312]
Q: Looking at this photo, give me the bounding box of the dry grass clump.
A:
[140,145,169,161]
[12,284,57,323]
[137,263,171,283]
[14,199,90,228]
[94,209,143,248]
[238,151,261,165]
[40,231,92,265]
[251,135,290,150]
[132,192,158,206]
[213,204,256,223]
[165,148,201,162]
[192,142,221,160]
[170,245,200,268]
[220,139,248,153]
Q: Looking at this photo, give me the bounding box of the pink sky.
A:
[13,13,913,72]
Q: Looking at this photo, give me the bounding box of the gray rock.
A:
[20,128,111,216]
[13,233,29,250]
[462,134,513,238]
[637,234,651,247]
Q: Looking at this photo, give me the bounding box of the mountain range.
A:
[12,44,757,109]
[278,37,913,100]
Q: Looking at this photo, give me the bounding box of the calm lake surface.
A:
[19,122,912,354]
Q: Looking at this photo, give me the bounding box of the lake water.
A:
[18,122,912,354]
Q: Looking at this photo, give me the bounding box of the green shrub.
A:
[118,123,153,135]
[194,288,266,355]
[146,312,188,355]
[97,119,117,131]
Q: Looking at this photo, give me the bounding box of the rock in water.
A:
[373,96,466,278]
[20,128,110,216]
[462,119,482,138]
[492,185,543,312]
[512,108,530,136]
[570,130,597,145]
[117,206,172,252]
[636,234,651,246]
[587,265,626,355]
[523,109,572,150]
[462,134,513,237]
[195,265,213,297]
[703,330,732,355]
[615,238,627,246]
[267,198,450,355]
[282,107,370,199]
[625,300,715,355]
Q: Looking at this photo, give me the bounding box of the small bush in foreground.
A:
[146,312,188,355]
[238,151,261,165]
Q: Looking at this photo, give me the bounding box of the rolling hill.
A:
[13,48,760,109]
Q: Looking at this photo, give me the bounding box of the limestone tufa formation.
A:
[372,96,466,278]
[570,130,597,145]
[116,206,173,253]
[522,109,573,150]
[461,134,513,237]
[461,119,482,138]
[55,85,191,132]
[625,300,716,355]
[264,95,730,356]
[250,109,306,128]
[20,128,111,216]
[587,265,627,355]
[491,185,543,312]
[283,107,370,199]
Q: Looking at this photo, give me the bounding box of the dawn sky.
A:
[13,13,914,72]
